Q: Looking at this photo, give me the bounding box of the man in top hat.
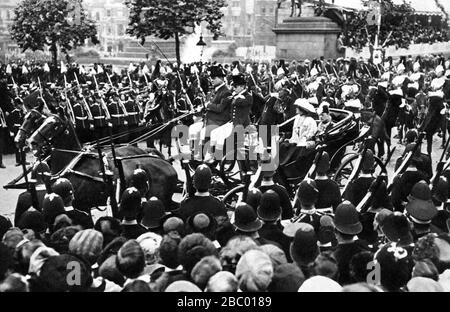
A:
[332,201,369,285]
[205,65,232,130]
[405,181,441,241]
[189,65,232,159]
[314,152,341,212]
[257,190,292,259]
[177,164,227,221]
[344,149,376,207]
[206,72,252,162]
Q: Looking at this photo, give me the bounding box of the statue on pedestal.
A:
[277,0,302,18]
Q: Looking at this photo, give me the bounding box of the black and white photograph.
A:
[1,0,450,296]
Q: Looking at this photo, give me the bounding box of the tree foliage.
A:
[10,0,99,66]
[126,0,227,64]
[320,0,418,51]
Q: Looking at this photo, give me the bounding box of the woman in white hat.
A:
[279,98,318,166]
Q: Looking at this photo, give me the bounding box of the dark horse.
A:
[420,95,444,156]
[145,90,178,157]
[26,111,178,213]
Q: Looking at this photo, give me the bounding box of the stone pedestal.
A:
[273,16,342,60]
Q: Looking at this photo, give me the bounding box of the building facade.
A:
[0,0,20,61]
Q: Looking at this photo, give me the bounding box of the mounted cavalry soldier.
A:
[7,96,27,166]
[72,92,93,143]
[89,92,109,141]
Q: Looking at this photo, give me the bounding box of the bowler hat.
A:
[233,203,263,232]
[334,201,363,235]
[380,212,411,242]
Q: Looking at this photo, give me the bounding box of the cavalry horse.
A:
[22,110,179,214]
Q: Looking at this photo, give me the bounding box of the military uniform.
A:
[6,104,25,165]
[72,97,92,143]
[90,100,108,140]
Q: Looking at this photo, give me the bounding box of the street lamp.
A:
[197,34,206,61]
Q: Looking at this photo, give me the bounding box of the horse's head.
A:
[27,115,67,157]
[14,109,46,148]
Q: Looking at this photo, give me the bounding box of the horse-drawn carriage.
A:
[214,108,389,209]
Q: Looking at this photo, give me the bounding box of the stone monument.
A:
[273,3,342,60]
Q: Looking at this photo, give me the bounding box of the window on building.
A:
[232,1,240,8]
[234,27,239,36]
[106,10,111,17]
[108,27,112,35]
[261,7,266,15]
[96,12,100,21]
[117,24,124,36]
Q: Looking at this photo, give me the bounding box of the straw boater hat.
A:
[294,98,316,115]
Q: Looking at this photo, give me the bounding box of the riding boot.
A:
[15,148,22,166]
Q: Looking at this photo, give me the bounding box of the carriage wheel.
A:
[221,185,245,211]
[333,153,387,189]
[219,150,242,187]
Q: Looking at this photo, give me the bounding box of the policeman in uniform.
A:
[390,147,429,212]
[314,152,341,212]
[292,178,331,233]
[344,149,376,206]
[52,178,94,229]
[405,181,441,241]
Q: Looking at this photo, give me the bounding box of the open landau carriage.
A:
[209,108,388,210]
